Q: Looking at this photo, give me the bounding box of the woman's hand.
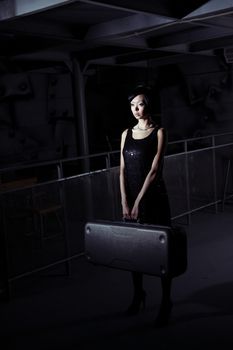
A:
[122,202,131,220]
[130,201,139,221]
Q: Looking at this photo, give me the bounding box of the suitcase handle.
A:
[123,218,140,223]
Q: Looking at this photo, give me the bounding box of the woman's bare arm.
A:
[130,128,167,220]
[119,129,131,218]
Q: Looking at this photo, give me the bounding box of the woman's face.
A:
[130,94,148,120]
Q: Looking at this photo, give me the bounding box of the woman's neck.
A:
[137,117,154,131]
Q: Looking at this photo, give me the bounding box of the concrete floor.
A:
[1,204,233,350]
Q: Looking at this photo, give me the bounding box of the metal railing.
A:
[1,130,233,187]
[165,131,233,220]
[1,131,233,299]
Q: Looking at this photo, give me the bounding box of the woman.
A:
[119,85,172,327]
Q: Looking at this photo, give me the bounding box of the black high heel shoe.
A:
[154,299,173,327]
[126,290,146,316]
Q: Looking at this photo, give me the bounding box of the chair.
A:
[31,190,64,245]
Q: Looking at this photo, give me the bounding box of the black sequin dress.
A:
[123,127,171,225]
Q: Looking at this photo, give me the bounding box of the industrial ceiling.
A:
[0,0,233,69]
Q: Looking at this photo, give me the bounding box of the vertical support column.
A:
[71,58,93,220]
[72,58,89,165]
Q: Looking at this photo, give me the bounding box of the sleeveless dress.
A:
[123,127,171,225]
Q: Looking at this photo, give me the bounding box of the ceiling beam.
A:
[76,0,210,18]
[85,13,175,41]
[72,0,170,16]
[0,0,172,21]
[115,50,178,65]
[9,0,212,20]
[189,34,233,52]
[198,16,233,30]
[147,25,233,49]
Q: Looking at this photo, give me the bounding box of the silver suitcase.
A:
[85,220,187,277]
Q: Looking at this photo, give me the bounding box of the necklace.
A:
[135,123,154,131]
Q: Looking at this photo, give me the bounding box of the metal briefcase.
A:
[84,220,187,277]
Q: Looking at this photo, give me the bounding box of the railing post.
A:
[0,194,11,301]
[212,135,218,213]
[184,140,191,224]
[105,153,111,169]
[57,161,71,275]
[57,161,63,179]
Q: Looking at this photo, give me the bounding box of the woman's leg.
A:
[127,272,146,315]
[161,275,172,304]
[155,275,173,326]
[132,271,143,293]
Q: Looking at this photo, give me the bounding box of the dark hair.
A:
[128,85,151,104]
[128,85,152,110]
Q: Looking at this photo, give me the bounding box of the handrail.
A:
[166,141,233,158]
[0,131,233,179]
[0,167,115,194]
[168,130,233,145]
[0,150,120,174]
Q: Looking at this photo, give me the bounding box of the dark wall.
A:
[0,55,233,168]
[0,70,77,167]
[86,56,233,152]
[160,56,233,140]
[85,65,160,153]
